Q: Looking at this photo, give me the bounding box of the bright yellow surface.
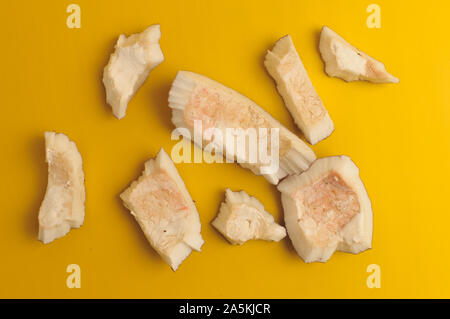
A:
[1,0,449,299]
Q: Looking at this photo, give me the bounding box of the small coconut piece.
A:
[278,156,372,263]
[265,35,334,145]
[319,26,399,83]
[168,71,317,185]
[212,189,286,245]
[38,132,85,244]
[103,24,164,119]
[120,148,204,271]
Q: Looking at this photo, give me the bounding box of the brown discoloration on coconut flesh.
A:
[184,86,291,158]
[294,171,360,246]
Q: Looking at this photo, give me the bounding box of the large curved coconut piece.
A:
[103,24,164,119]
[38,132,85,244]
[168,71,316,185]
[278,156,372,263]
[212,189,286,245]
[265,35,334,145]
[319,26,399,83]
[120,148,204,271]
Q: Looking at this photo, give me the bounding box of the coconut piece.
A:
[265,35,334,145]
[168,71,317,185]
[103,24,164,119]
[278,156,372,263]
[319,26,399,83]
[120,148,204,271]
[212,189,286,245]
[38,132,85,244]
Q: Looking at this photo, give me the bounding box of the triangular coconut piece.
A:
[38,132,85,244]
[168,71,317,185]
[212,189,286,245]
[278,156,373,263]
[120,148,204,271]
[103,24,164,119]
[319,26,399,83]
[265,35,334,145]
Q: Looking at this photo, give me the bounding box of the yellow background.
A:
[1,0,449,298]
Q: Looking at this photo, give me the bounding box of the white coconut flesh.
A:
[168,70,317,185]
[278,156,373,263]
[265,35,334,145]
[212,189,286,245]
[38,132,85,244]
[319,26,399,83]
[120,148,204,271]
[103,24,164,119]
